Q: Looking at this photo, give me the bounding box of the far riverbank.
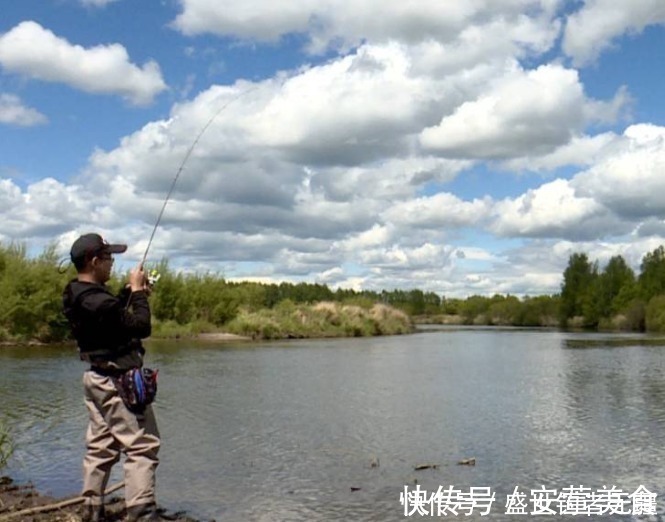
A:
[1,301,414,346]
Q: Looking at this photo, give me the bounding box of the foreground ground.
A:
[0,477,205,522]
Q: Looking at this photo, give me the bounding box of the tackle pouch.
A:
[113,367,158,413]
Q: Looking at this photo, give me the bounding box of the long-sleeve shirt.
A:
[62,279,151,368]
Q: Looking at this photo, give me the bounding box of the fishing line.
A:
[59,87,258,288]
[57,257,71,274]
[140,85,258,267]
[120,85,259,309]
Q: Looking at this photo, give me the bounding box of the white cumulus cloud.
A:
[419,64,627,159]
[490,178,625,240]
[0,93,47,126]
[173,0,562,55]
[501,132,620,172]
[572,124,665,218]
[0,178,94,237]
[383,193,490,229]
[0,21,167,105]
[563,0,665,66]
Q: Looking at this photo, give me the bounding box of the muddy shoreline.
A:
[0,477,207,522]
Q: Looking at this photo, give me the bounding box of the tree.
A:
[595,255,636,318]
[488,295,521,325]
[459,295,492,324]
[559,253,598,326]
[518,295,560,326]
[638,246,665,301]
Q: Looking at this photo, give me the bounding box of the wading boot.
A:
[125,503,162,522]
[82,504,105,522]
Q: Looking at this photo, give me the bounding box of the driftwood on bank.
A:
[414,463,439,471]
[0,481,124,521]
[413,456,477,471]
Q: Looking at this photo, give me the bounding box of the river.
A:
[2,327,665,521]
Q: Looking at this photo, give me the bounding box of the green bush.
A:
[0,243,74,342]
[620,299,647,332]
[646,295,665,332]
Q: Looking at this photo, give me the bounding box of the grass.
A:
[0,421,13,469]
[151,319,219,339]
[225,301,414,340]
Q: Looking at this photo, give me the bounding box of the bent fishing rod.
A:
[124,85,258,304]
[140,85,257,268]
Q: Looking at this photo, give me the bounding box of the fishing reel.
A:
[147,269,161,287]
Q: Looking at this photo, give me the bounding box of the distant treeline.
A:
[424,245,665,332]
[2,243,665,343]
[558,246,665,331]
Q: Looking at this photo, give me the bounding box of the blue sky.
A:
[1,0,665,297]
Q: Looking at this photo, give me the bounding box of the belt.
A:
[90,365,126,377]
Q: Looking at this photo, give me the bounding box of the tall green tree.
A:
[638,246,665,301]
[559,253,598,326]
[596,255,636,318]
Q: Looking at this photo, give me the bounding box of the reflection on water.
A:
[3,330,665,521]
[564,336,665,349]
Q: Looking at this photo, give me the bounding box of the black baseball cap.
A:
[70,233,127,264]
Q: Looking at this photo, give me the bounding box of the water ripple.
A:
[4,334,665,520]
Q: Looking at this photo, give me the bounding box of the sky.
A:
[1,0,665,298]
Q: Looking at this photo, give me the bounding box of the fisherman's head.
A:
[70,233,127,282]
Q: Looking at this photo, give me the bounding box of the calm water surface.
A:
[3,327,665,521]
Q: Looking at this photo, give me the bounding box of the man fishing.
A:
[62,233,161,522]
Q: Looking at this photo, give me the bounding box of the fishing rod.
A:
[125,85,258,302]
[141,85,258,268]
[58,86,259,279]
